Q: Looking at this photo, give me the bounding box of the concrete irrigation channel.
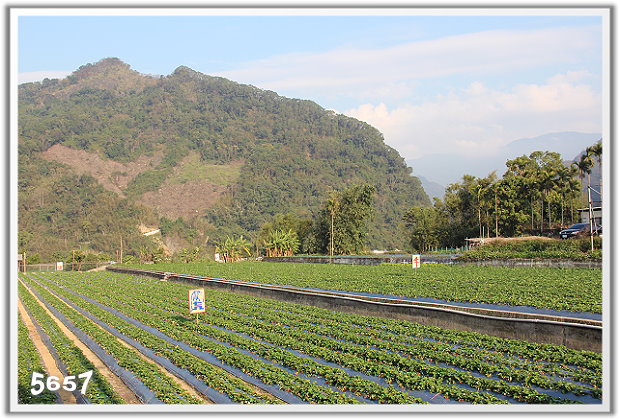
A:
[106,267,602,353]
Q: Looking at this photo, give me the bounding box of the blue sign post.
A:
[188,288,206,322]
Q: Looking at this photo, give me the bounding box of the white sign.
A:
[56,262,64,271]
[188,288,206,314]
[411,254,421,269]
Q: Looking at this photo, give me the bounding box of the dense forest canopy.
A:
[18,58,430,260]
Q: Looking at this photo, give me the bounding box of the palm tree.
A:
[588,141,602,165]
[138,246,152,264]
[556,165,579,228]
[587,140,603,199]
[264,229,299,257]
[540,167,559,231]
[217,236,252,262]
[576,153,595,251]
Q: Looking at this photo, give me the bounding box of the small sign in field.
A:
[188,288,206,315]
[412,254,421,269]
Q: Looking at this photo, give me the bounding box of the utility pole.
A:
[120,236,123,264]
[587,178,595,252]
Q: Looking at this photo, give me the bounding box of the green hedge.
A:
[459,238,602,261]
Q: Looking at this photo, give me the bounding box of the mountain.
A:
[505,132,602,162]
[416,175,445,201]
[18,58,430,259]
[409,132,602,186]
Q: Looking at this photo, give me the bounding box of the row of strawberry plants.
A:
[149,298,578,404]
[159,278,596,387]
[196,297,600,397]
[32,274,294,404]
[50,273,489,404]
[36,273,434,405]
[226,300,600,388]
[197,278,601,371]
[49,272,601,403]
[125,262,602,313]
[141,273,600,398]
[20,274,204,404]
[24,273,286,404]
[109,269,602,371]
[86,271,601,384]
[19,282,125,404]
[52,274,530,404]
[27,273,367,404]
[17,314,59,404]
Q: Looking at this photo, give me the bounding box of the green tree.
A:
[217,236,252,262]
[433,175,479,246]
[403,206,440,252]
[505,151,564,233]
[257,212,312,254]
[263,229,300,257]
[588,140,602,165]
[312,184,376,255]
[555,165,581,228]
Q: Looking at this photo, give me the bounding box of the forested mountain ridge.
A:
[18,58,429,259]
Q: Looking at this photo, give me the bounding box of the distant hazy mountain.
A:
[409,132,602,186]
[505,132,602,161]
[416,175,445,201]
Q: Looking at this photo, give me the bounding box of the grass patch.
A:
[167,153,242,186]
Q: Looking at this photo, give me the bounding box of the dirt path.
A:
[19,279,141,404]
[20,277,211,404]
[17,299,76,404]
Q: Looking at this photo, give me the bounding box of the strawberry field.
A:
[128,262,602,314]
[17,270,603,406]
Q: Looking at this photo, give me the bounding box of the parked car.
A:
[559,223,601,239]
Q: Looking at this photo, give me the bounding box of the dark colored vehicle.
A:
[559,223,601,239]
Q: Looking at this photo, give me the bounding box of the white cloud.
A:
[344,74,601,161]
[214,25,600,103]
[18,70,71,84]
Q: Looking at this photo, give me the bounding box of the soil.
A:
[40,144,230,221]
[40,144,164,197]
[138,180,226,220]
[17,299,76,404]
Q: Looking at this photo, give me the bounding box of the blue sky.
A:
[16,9,607,184]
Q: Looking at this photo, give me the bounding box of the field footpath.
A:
[17,299,76,404]
[107,267,602,353]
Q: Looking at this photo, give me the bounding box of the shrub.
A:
[459,238,602,261]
